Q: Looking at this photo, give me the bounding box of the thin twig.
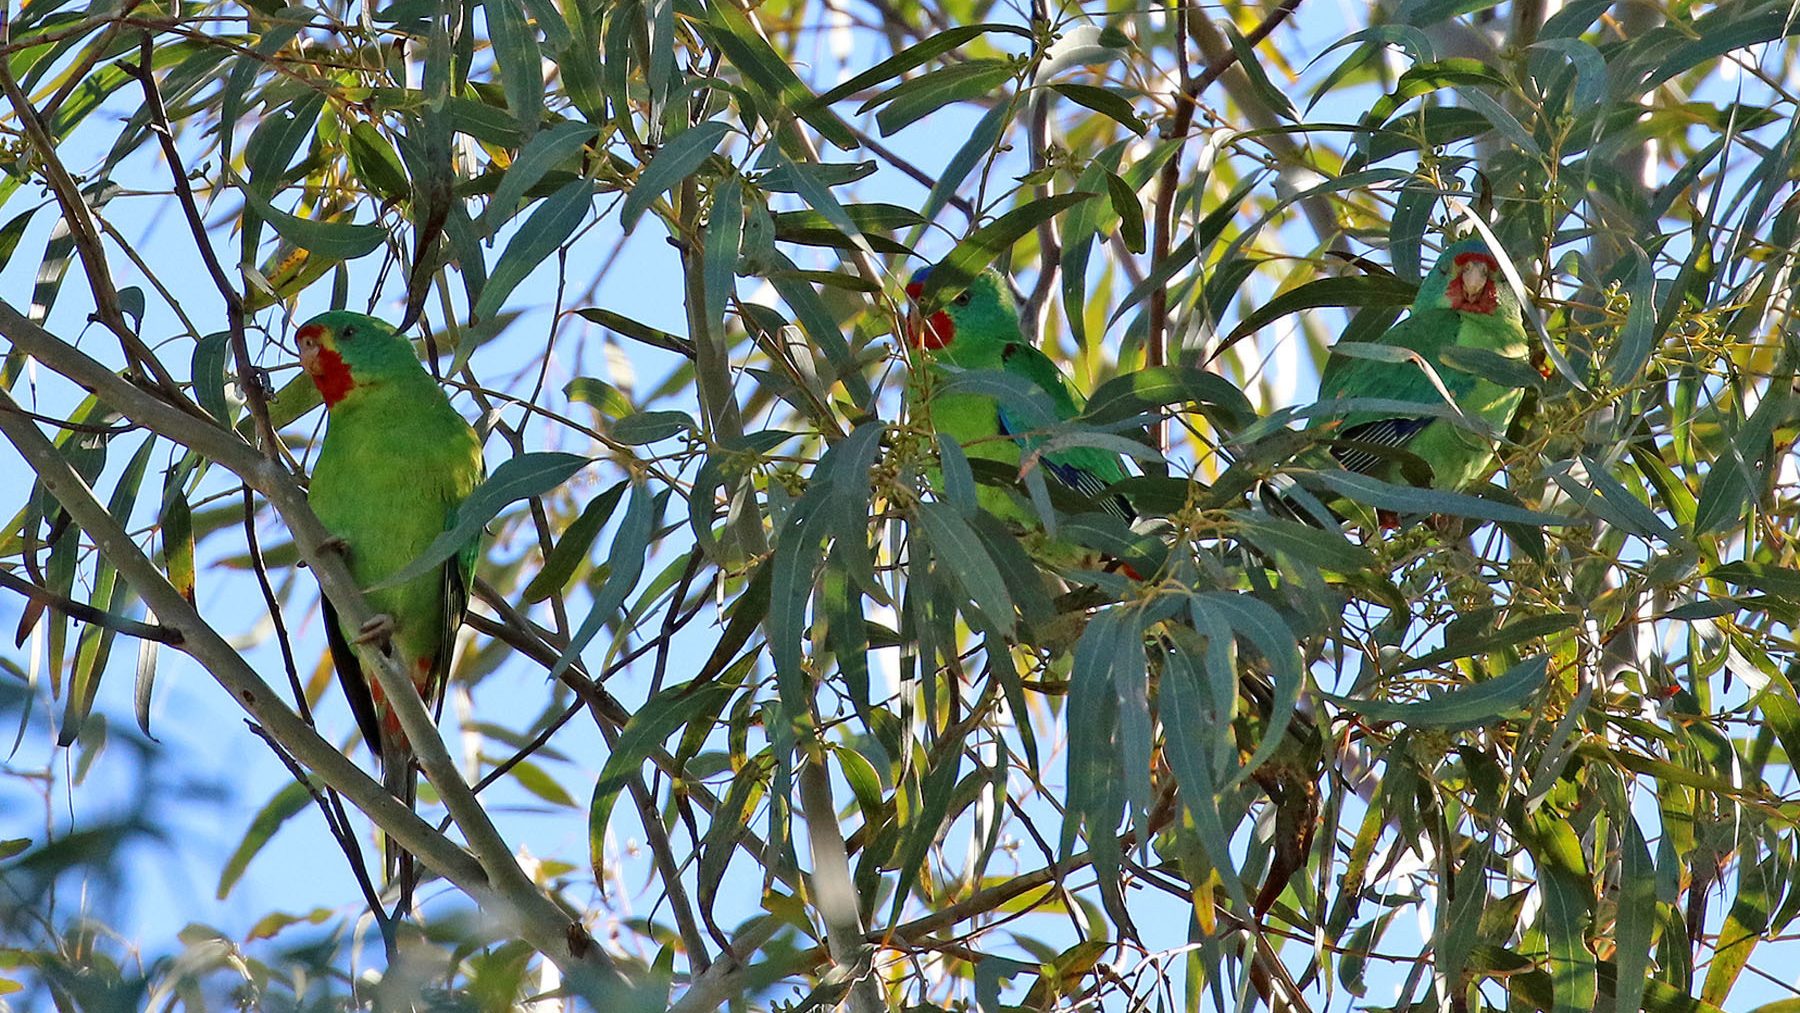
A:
[124,33,277,456]
[244,719,396,958]
[0,567,182,644]
[851,127,976,224]
[0,47,186,402]
[1146,0,1305,382]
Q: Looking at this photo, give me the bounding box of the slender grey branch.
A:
[0,566,182,644]
[0,301,636,999]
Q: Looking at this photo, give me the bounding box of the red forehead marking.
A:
[903,282,956,350]
[1453,251,1498,269]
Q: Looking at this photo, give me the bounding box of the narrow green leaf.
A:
[1398,615,1577,673]
[374,452,590,590]
[521,481,626,603]
[160,472,195,604]
[757,160,877,192]
[704,175,743,335]
[1607,250,1657,386]
[191,332,232,425]
[1530,812,1597,1013]
[1311,470,1572,526]
[1612,816,1656,1013]
[510,758,577,807]
[552,479,654,677]
[0,204,41,273]
[236,184,386,260]
[1230,511,1377,572]
[574,307,696,357]
[1081,364,1257,432]
[1103,169,1145,253]
[1051,83,1147,136]
[1707,562,1800,599]
[1547,458,1677,541]
[218,780,312,899]
[916,501,1014,634]
[1324,655,1548,727]
[887,749,961,922]
[1530,37,1605,109]
[621,121,729,233]
[814,24,1024,106]
[920,193,1098,311]
[589,681,732,878]
[1436,345,1543,390]
[1160,644,1250,911]
[346,122,411,202]
[519,0,572,48]
[707,1,857,149]
[867,60,1017,136]
[1454,85,1542,160]
[474,177,594,320]
[483,120,597,235]
[612,410,695,444]
[1222,274,1418,350]
[564,376,636,417]
[1222,21,1296,121]
[919,102,1008,225]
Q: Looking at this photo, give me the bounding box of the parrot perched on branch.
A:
[1279,236,1529,523]
[296,310,484,905]
[902,264,1135,530]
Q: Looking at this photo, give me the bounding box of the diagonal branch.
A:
[0,301,638,1000]
[0,566,182,644]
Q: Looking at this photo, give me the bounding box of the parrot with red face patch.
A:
[902,264,1134,531]
[296,310,483,904]
[1277,236,1530,524]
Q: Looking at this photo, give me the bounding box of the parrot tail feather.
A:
[377,718,421,916]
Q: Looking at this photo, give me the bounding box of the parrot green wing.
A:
[999,342,1132,517]
[1311,307,1526,488]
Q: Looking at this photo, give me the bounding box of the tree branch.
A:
[0,302,638,1000]
[1146,0,1305,379]
[0,44,186,402]
[0,567,182,644]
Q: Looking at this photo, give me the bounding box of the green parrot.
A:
[1283,236,1529,521]
[296,310,484,900]
[902,264,1134,531]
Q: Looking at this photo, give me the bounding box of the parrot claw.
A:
[354,613,396,646]
[319,536,351,555]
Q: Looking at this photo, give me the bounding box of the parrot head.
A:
[1421,237,1521,322]
[295,311,423,409]
[902,266,1022,361]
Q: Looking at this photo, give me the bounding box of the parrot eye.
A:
[953,292,972,307]
[341,325,356,340]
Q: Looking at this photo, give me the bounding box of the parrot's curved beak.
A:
[296,323,326,375]
[902,281,924,347]
[1459,258,1491,300]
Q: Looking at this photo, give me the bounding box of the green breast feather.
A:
[1305,237,1529,494]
